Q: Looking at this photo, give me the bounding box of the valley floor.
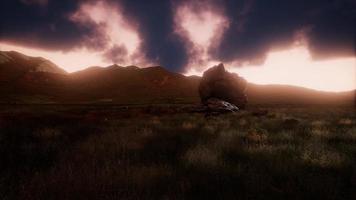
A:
[0,105,355,200]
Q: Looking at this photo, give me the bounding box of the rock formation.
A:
[199,63,247,111]
[205,98,239,113]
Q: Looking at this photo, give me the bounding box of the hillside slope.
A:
[0,51,354,105]
[66,65,200,104]
[246,83,355,105]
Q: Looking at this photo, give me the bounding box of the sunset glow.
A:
[186,46,356,92]
[0,42,110,72]
[1,0,355,92]
[1,41,354,92]
[0,0,152,72]
[2,1,356,197]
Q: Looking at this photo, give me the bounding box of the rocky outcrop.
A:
[205,98,239,113]
[199,63,247,110]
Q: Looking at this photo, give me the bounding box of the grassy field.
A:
[0,105,355,200]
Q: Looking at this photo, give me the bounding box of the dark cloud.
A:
[103,45,128,64]
[306,0,356,59]
[0,0,89,51]
[0,0,354,71]
[20,0,48,6]
[78,23,110,51]
[119,0,189,72]
[214,0,355,63]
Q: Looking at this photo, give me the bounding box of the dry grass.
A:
[0,105,355,200]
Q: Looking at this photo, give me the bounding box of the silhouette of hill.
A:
[0,51,67,76]
[0,51,354,105]
[246,83,355,105]
[67,64,200,104]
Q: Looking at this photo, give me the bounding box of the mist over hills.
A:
[0,51,354,105]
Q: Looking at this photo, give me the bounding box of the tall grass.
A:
[0,105,355,199]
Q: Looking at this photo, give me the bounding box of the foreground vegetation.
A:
[0,105,355,199]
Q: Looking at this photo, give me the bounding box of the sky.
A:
[0,0,355,92]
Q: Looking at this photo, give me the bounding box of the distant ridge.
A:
[0,51,354,106]
[0,51,67,75]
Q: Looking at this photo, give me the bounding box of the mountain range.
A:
[0,51,354,106]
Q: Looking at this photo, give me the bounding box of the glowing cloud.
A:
[186,45,356,92]
[174,1,229,70]
[70,0,148,66]
[0,1,152,72]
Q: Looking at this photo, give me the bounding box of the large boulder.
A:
[199,63,248,109]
